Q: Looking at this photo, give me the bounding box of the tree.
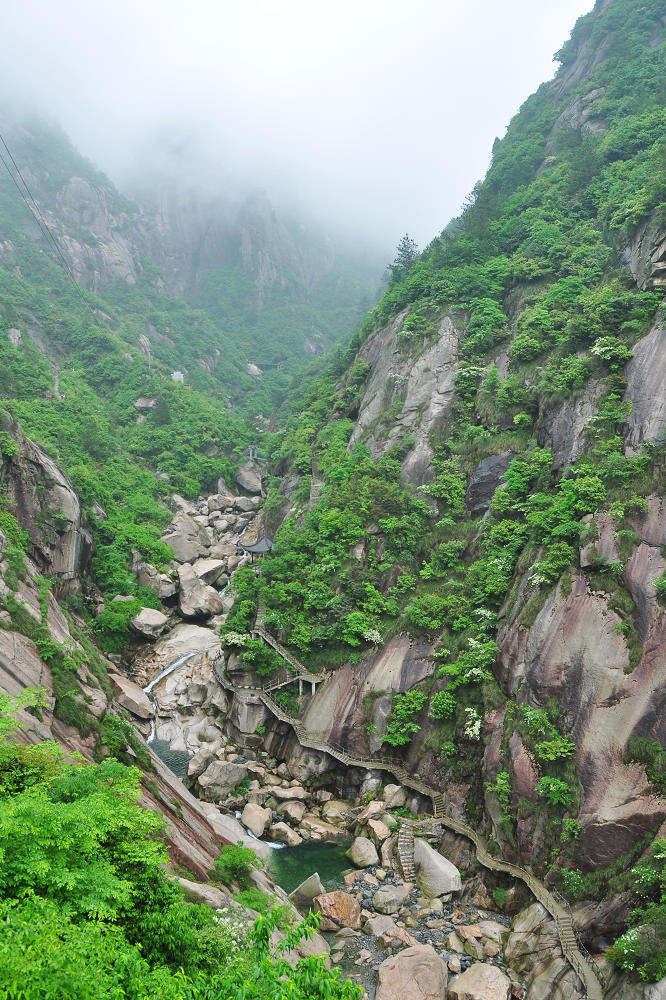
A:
[387,234,419,286]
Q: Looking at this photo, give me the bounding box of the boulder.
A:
[266,784,309,801]
[137,562,177,598]
[313,891,361,931]
[161,512,210,563]
[383,783,407,809]
[129,607,168,639]
[289,872,325,908]
[178,877,231,910]
[234,462,262,494]
[197,760,248,801]
[178,564,223,619]
[298,814,348,842]
[346,836,380,868]
[269,822,303,847]
[367,817,391,843]
[373,883,410,914]
[377,923,419,951]
[192,557,227,585]
[199,803,271,859]
[187,747,216,781]
[109,673,152,719]
[375,943,448,1000]
[241,802,272,838]
[447,962,511,1000]
[322,799,352,826]
[365,914,399,936]
[277,799,307,824]
[413,837,462,897]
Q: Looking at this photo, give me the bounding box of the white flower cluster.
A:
[213,907,249,958]
[223,631,250,647]
[363,628,382,644]
[464,707,482,741]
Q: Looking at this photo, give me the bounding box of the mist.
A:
[1,0,593,255]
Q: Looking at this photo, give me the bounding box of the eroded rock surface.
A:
[348,311,460,486]
[375,943,448,1000]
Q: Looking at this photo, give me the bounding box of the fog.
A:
[1,0,593,254]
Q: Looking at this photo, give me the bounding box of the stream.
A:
[143,650,199,776]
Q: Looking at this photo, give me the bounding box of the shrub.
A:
[429,690,456,719]
[214,842,264,890]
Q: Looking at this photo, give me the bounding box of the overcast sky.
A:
[1,0,593,254]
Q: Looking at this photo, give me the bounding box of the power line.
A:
[0,131,93,314]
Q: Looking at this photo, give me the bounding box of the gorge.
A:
[2,0,666,997]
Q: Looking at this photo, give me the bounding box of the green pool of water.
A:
[150,739,191,779]
[268,840,352,894]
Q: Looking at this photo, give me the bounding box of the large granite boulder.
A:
[346,836,379,868]
[269,822,303,847]
[447,962,511,1000]
[289,872,324,908]
[137,561,177,598]
[313,890,361,931]
[130,607,168,639]
[298,814,348,842]
[234,461,262,494]
[197,760,248,801]
[109,673,152,719]
[161,512,210,563]
[178,564,223,618]
[373,883,410,914]
[375,943,447,1000]
[383,783,407,809]
[192,557,226,584]
[241,802,272,839]
[413,838,462,897]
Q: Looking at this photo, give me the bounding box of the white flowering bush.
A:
[464,707,482,741]
[363,628,382,644]
[223,631,250,647]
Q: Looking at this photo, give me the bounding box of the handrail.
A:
[212,662,605,998]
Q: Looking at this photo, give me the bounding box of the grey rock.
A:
[178,564,223,618]
[413,838,462,897]
[129,607,168,639]
[447,962,511,1000]
[346,836,380,868]
[289,872,325,908]
[234,461,262,494]
[109,673,152,719]
[373,884,410,915]
[197,760,248,801]
[161,512,210,563]
[466,453,512,517]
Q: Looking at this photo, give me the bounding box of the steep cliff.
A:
[217,0,666,974]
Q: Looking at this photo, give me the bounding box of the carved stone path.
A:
[213,650,606,999]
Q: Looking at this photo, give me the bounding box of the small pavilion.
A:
[238,534,274,562]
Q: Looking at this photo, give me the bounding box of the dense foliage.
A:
[0,691,361,1000]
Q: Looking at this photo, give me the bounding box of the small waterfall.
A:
[143,650,199,744]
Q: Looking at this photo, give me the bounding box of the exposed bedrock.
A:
[0,410,92,587]
[536,379,602,472]
[497,573,666,866]
[348,310,460,486]
[302,635,436,752]
[624,312,666,451]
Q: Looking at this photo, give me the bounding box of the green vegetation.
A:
[0,691,361,999]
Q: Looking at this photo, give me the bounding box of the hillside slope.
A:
[219,0,666,974]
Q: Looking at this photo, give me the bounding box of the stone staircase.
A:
[396,820,416,881]
[212,657,606,1000]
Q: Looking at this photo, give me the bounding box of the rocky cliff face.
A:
[0,409,92,588]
